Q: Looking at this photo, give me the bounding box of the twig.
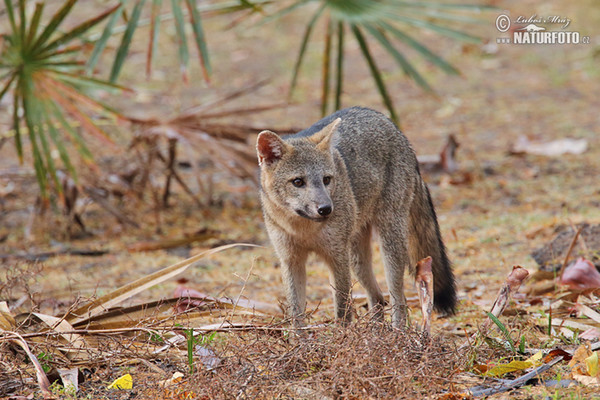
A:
[469,355,564,397]
[558,225,583,280]
[182,79,271,116]
[227,260,256,324]
[0,324,327,341]
[162,138,177,207]
[84,188,140,228]
[0,248,109,261]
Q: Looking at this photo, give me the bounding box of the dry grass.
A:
[1,318,465,399]
[187,323,462,399]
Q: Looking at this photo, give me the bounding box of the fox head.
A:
[256,118,341,222]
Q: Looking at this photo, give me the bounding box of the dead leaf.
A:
[586,351,599,377]
[484,360,534,377]
[195,345,220,370]
[417,134,460,173]
[560,258,600,290]
[58,368,79,393]
[2,332,52,397]
[107,373,133,390]
[580,328,600,341]
[571,373,600,386]
[0,301,15,330]
[66,243,258,324]
[569,344,593,375]
[510,136,588,156]
[174,286,282,315]
[158,372,184,387]
[415,256,433,336]
[31,313,88,354]
[544,348,572,363]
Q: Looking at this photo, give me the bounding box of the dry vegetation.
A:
[1,0,600,398]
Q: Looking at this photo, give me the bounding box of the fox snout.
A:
[295,189,334,221]
[296,202,333,221]
[318,204,332,216]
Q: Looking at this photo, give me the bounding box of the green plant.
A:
[486,311,516,353]
[49,379,78,399]
[186,328,217,374]
[86,0,238,82]
[263,0,494,124]
[186,327,194,374]
[37,351,53,373]
[518,334,526,354]
[0,0,124,199]
[0,0,235,200]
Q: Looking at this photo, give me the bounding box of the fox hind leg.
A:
[377,219,410,329]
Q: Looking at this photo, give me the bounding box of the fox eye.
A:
[291,178,305,188]
[323,176,331,185]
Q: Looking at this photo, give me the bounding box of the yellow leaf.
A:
[525,351,543,364]
[569,344,593,376]
[586,352,599,377]
[107,373,133,390]
[484,360,534,377]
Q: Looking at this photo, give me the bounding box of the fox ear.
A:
[311,118,341,150]
[257,130,288,166]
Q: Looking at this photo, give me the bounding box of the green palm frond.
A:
[0,0,122,199]
[89,0,266,81]
[261,0,495,124]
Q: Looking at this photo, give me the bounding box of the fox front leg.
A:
[321,247,353,325]
[277,247,309,327]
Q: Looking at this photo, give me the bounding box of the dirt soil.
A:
[1,0,600,398]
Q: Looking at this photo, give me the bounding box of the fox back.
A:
[257,107,456,327]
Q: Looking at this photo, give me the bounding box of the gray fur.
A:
[257,107,456,328]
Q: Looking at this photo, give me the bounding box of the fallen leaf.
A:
[0,301,15,330]
[158,372,184,387]
[576,303,600,324]
[484,360,534,377]
[580,328,600,341]
[195,345,220,370]
[58,368,79,393]
[586,351,599,377]
[569,345,593,376]
[107,373,133,390]
[544,348,572,363]
[510,136,588,156]
[4,333,52,397]
[66,243,257,325]
[571,373,600,387]
[526,350,544,364]
[560,258,600,290]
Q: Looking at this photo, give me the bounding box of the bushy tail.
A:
[408,181,457,315]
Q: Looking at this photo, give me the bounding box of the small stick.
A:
[558,225,583,280]
[469,355,564,397]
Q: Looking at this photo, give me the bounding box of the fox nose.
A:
[318,205,332,216]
